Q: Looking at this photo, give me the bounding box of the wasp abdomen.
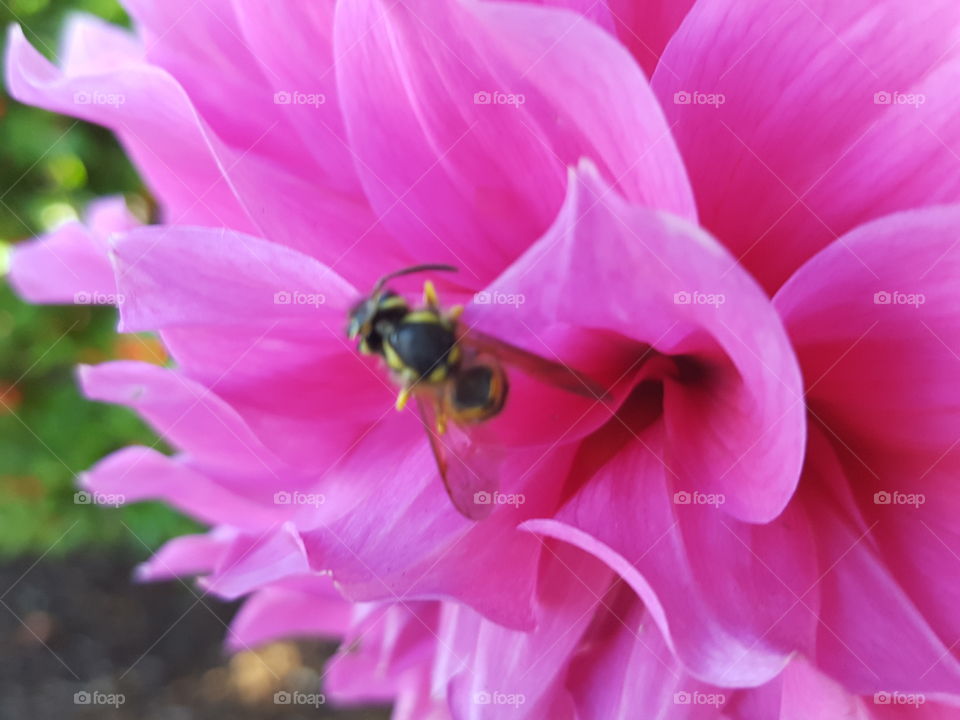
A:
[452,364,507,421]
[453,366,494,408]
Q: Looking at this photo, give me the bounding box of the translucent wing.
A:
[460,327,605,399]
[416,391,501,520]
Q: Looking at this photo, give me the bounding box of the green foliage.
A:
[0,0,200,558]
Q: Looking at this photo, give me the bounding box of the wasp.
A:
[347,265,603,519]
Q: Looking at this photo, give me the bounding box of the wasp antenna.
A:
[372,264,458,297]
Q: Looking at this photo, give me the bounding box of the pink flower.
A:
[8,0,960,717]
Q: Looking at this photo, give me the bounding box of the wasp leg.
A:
[395,386,413,412]
[423,280,439,309]
[447,304,464,320]
[436,410,448,436]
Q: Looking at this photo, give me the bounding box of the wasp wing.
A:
[416,392,501,520]
[460,327,605,399]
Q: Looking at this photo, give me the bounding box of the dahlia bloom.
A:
[7,0,960,717]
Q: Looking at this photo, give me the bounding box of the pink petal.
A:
[80,363,356,531]
[60,12,144,73]
[82,446,283,529]
[393,670,455,720]
[201,523,310,600]
[869,698,960,720]
[110,226,395,470]
[444,542,613,719]
[325,603,438,705]
[606,0,698,76]
[79,361,287,479]
[10,221,116,304]
[334,0,694,284]
[797,428,960,694]
[777,206,960,683]
[301,415,574,631]
[654,0,960,292]
[122,0,308,175]
[568,597,728,719]
[120,0,410,285]
[9,195,137,304]
[522,1,697,77]
[111,226,355,333]
[159,327,393,471]
[227,577,352,651]
[6,20,401,286]
[776,657,872,720]
[85,195,141,236]
[80,361,376,527]
[776,205,960,472]
[228,1,359,193]
[523,421,817,687]
[518,0,618,36]
[134,529,235,582]
[478,163,805,522]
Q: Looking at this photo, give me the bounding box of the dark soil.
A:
[0,552,391,720]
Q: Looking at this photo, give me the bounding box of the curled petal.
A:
[524,420,817,687]
[477,163,806,522]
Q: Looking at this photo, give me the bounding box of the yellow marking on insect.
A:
[404,310,441,324]
[448,345,462,366]
[448,304,464,320]
[423,280,439,308]
[396,386,412,411]
[380,295,407,310]
[383,341,405,371]
[452,405,487,423]
[427,365,448,383]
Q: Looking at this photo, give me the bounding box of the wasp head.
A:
[346,290,409,355]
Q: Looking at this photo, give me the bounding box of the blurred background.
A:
[0,1,388,717]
